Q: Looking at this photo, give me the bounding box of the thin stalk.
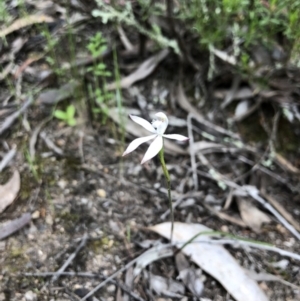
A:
[159,147,174,243]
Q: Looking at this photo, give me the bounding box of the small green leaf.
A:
[68,118,76,126]
[66,105,76,119]
[97,63,106,70]
[54,110,67,120]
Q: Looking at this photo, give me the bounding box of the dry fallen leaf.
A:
[149,222,269,301]
[106,49,169,90]
[210,46,237,65]
[0,170,21,213]
[37,81,79,105]
[0,15,54,38]
[133,244,173,277]
[237,198,271,233]
[0,213,31,240]
[275,153,300,174]
[123,266,134,301]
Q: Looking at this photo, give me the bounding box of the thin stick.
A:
[0,96,33,135]
[0,146,16,172]
[79,250,154,301]
[51,233,88,282]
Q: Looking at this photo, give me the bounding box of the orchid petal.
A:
[130,115,156,133]
[163,134,189,141]
[141,136,163,164]
[122,135,156,156]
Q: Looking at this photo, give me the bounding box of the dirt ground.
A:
[1,1,300,301]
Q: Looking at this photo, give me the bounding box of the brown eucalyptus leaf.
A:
[0,170,21,213]
[237,198,271,233]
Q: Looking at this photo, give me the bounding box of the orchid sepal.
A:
[122,134,156,156]
[141,136,163,164]
[129,115,156,134]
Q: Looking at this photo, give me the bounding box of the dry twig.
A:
[0,146,16,172]
[51,233,88,282]
[0,97,33,135]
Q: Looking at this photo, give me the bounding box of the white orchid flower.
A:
[122,112,189,164]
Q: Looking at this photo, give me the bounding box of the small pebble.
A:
[221,225,229,232]
[31,210,40,219]
[56,139,65,146]
[81,198,89,205]
[154,182,160,189]
[57,179,68,189]
[27,234,35,241]
[45,215,53,226]
[97,189,106,198]
[25,291,37,301]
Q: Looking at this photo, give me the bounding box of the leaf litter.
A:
[1,1,300,300]
[149,222,269,301]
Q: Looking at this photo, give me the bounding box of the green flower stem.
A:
[159,147,174,243]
